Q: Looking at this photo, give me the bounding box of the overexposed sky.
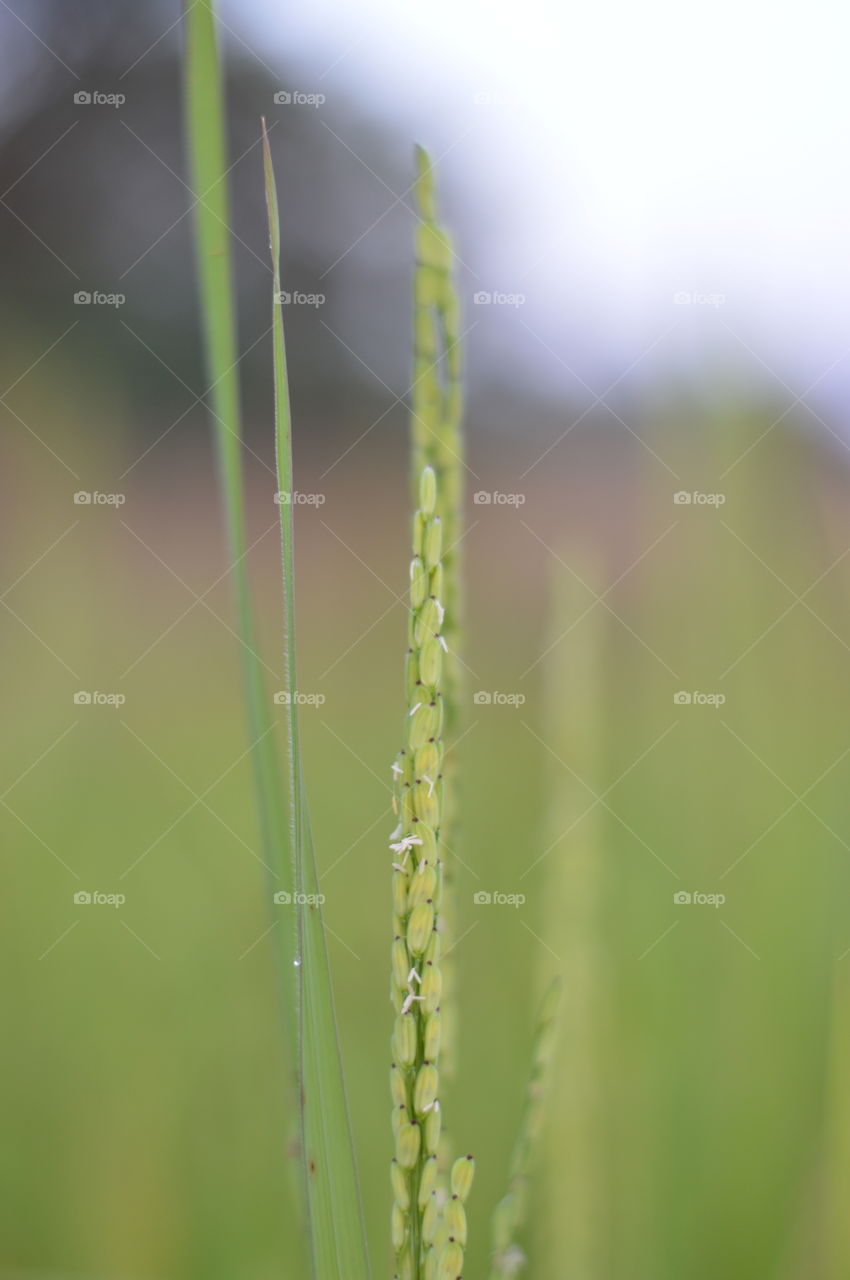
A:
[230,0,850,408]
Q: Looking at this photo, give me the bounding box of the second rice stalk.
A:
[389,464,474,1280]
[410,144,464,1096]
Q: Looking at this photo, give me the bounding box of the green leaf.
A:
[182,6,294,972]
[183,0,305,1250]
[183,0,295,957]
[263,121,372,1280]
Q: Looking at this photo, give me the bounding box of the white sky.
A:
[231,0,850,409]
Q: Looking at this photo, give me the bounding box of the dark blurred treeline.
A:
[0,0,515,450]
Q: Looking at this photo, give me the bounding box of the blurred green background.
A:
[4,5,850,1280]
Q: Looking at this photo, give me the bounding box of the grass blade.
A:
[538,569,605,1277]
[183,2,308,1259]
[182,5,294,971]
[262,121,371,1280]
[488,979,561,1279]
[821,964,850,1277]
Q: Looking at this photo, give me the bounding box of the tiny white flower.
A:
[390,834,424,856]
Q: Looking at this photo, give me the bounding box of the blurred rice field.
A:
[4,397,850,1279]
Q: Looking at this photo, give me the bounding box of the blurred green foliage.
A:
[4,406,850,1280]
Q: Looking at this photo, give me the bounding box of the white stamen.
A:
[439,635,448,652]
[407,967,422,986]
[422,774,435,797]
[390,835,423,856]
[401,992,424,1015]
[409,702,422,716]
[391,762,403,777]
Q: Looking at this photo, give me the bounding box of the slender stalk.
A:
[410,145,464,731]
[389,465,471,1280]
[822,964,850,1277]
[263,123,371,1280]
[182,2,294,982]
[488,980,561,1279]
[410,145,464,1118]
[538,570,604,1278]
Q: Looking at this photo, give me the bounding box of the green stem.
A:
[489,980,561,1279]
[183,0,303,1255]
[182,1,294,996]
[410,145,465,1133]
[263,123,371,1280]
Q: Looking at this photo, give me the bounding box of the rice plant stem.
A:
[410,146,465,1124]
[182,0,293,981]
[263,122,371,1280]
[488,980,561,1279]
